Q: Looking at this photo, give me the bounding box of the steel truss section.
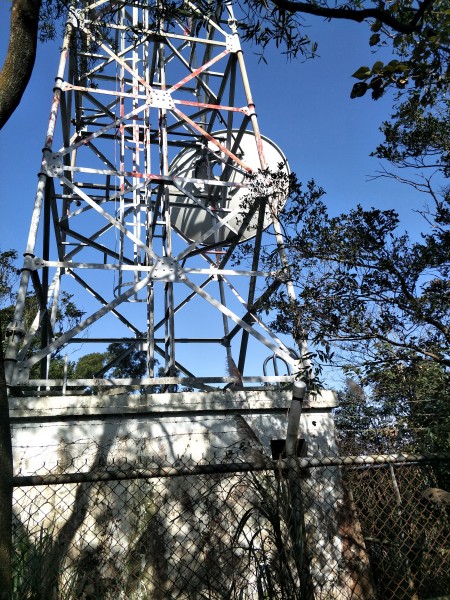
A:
[5,0,299,393]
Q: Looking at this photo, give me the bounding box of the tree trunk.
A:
[0,0,41,130]
[0,321,13,600]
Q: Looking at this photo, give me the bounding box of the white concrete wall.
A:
[10,389,338,473]
[10,389,375,598]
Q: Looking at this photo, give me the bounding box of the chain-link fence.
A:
[348,460,449,600]
[12,452,449,600]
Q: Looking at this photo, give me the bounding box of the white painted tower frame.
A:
[5,0,298,392]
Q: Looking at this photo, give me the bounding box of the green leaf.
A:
[369,33,380,46]
[350,81,369,99]
[370,76,384,91]
[385,59,400,72]
[352,66,371,80]
[371,20,382,32]
[372,61,384,73]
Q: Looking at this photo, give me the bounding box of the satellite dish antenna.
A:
[169,130,289,245]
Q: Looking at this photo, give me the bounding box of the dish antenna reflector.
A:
[169,130,289,245]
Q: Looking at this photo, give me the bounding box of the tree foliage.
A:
[233,0,449,106]
[368,359,449,453]
[348,0,449,104]
[73,352,107,379]
[105,342,148,379]
[245,173,449,375]
[232,0,450,380]
[374,100,450,173]
[0,249,85,383]
[335,360,449,454]
[334,356,450,491]
[0,250,19,304]
[1,290,84,354]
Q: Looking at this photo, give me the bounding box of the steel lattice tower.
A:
[5,0,302,393]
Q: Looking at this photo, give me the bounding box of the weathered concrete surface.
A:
[10,389,338,472]
[11,389,374,598]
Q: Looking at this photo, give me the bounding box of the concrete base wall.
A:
[10,389,339,474]
[9,389,376,598]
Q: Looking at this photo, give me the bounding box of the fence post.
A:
[285,381,308,593]
[0,322,13,600]
[389,464,419,600]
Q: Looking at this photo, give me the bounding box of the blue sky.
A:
[0,1,426,255]
[0,2,428,386]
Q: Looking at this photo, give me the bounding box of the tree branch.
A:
[270,0,435,35]
[0,0,42,130]
[324,330,450,367]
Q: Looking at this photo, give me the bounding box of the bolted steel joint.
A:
[41,149,63,178]
[147,90,175,110]
[31,257,45,270]
[226,34,240,53]
[150,257,185,282]
[5,320,26,339]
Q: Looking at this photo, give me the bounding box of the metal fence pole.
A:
[390,463,419,600]
[285,381,308,595]
[0,324,12,600]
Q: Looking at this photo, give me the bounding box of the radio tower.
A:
[5,0,300,393]
[5,6,360,594]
